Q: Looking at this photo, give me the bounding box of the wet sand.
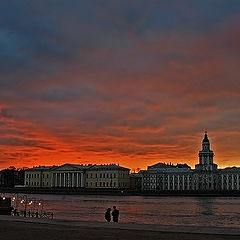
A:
[0,216,240,240]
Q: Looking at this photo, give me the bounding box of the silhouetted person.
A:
[105,208,111,222]
[112,206,119,223]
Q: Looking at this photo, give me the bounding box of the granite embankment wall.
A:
[1,187,240,196]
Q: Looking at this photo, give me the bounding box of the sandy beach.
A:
[0,216,240,240]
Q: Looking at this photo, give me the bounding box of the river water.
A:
[6,193,240,228]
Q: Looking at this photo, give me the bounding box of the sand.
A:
[0,216,240,240]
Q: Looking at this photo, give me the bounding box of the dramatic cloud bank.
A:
[0,0,240,169]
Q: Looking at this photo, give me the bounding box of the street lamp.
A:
[19,195,28,217]
[0,193,6,200]
[38,199,44,216]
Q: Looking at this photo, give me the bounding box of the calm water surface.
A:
[6,193,240,228]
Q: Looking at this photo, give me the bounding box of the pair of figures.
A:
[105,206,119,223]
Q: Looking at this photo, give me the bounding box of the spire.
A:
[203,131,209,143]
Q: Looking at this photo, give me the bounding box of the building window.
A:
[100,173,102,178]
[95,182,97,187]
[107,173,109,178]
[95,174,97,178]
[114,173,116,178]
[100,182,102,187]
[103,182,105,187]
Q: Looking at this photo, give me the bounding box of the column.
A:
[172,176,174,190]
[76,173,79,187]
[70,173,72,187]
[81,172,84,187]
[63,173,66,187]
[72,173,75,187]
[56,173,59,187]
[221,174,224,190]
[177,175,180,190]
[226,174,229,190]
[51,173,54,187]
[237,174,239,190]
[59,173,62,187]
[182,175,185,190]
[67,173,70,188]
[167,175,170,190]
[187,175,189,190]
[162,174,165,190]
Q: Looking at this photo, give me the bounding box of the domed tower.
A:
[195,132,218,171]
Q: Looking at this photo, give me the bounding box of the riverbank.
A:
[1,187,240,197]
[0,216,240,240]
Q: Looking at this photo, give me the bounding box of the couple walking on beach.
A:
[105,206,119,223]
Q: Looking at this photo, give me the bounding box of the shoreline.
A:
[1,187,240,197]
[0,216,240,240]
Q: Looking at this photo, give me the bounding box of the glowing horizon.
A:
[1,1,240,171]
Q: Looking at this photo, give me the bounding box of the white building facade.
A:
[51,164,91,188]
[142,133,240,191]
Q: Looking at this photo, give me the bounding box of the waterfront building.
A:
[0,167,25,188]
[130,173,142,190]
[51,164,92,188]
[25,166,56,188]
[85,164,130,189]
[142,132,240,191]
[24,163,130,189]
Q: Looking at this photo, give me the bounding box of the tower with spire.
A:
[195,132,218,171]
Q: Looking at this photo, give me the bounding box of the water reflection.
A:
[196,197,215,216]
[5,193,240,228]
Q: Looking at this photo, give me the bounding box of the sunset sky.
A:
[0,0,240,170]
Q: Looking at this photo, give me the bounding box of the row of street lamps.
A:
[1,193,45,217]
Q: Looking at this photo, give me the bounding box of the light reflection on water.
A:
[7,193,240,227]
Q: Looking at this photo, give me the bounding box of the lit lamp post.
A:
[32,198,36,216]
[28,198,34,217]
[19,195,28,217]
[0,193,6,200]
[38,199,44,217]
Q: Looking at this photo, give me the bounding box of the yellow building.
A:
[25,166,56,188]
[85,164,130,189]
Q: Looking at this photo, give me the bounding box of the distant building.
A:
[85,164,130,189]
[0,168,25,188]
[24,163,130,189]
[51,164,91,188]
[25,166,56,188]
[142,132,240,191]
[130,173,142,190]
